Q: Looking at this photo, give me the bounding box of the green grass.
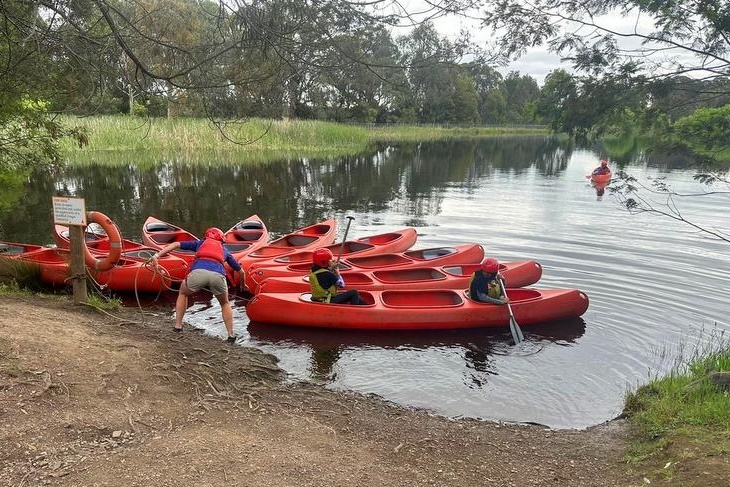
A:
[0,259,44,293]
[57,115,548,165]
[623,328,730,483]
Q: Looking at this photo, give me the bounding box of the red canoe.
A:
[0,241,47,257]
[247,227,418,273]
[53,224,146,252]
[143,215,269,263]
[245,287,589,330]
[253,260,543,294]
[261,227,417,264]
[142,216,199,263]
[6,246,174,293]
[590,170,612,184]
[245,243,485,291]
[221,216,270,259]
[236,218,337,272]
[53,224,189,282]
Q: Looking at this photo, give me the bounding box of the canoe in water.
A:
[253,260,542,294]
[234,218,338,273]
[245,287,589,330]
[261,227,418,266]
[245,243,485,291]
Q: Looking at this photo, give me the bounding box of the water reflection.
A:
[247,318,586,387]
[1,134,726,428]
[1,137,576,245]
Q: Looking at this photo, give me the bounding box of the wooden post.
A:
[69,225,87,304]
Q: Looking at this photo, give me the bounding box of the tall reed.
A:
[58,115,548,164]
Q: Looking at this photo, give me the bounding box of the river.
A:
[1,136,726,429]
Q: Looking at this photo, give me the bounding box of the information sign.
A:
[52,196,86,226]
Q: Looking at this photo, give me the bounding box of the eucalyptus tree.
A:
[501,71,540,124]
[398,23,466,123]
[465,63,504,124]
[476,0,730,143]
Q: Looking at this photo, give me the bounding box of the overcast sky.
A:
[420,6,700,86]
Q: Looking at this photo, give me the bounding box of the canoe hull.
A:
[245,288,589,330]
[9,247,173,293]
[255,260,542,294]
[222,215,270,260]
[236,219,337,272]
[255,228,418,267]
[591,171,612,184]
[245,243,485,291]
[54,224,189,281]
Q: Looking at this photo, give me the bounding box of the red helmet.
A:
[312,248,333,267]
[600,159,608,166]
[204,227,224,241]
[481,258,499,273]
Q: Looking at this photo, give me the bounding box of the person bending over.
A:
[151,227,244,342]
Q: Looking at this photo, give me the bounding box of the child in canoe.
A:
[469,258,510,304]
[309,248,367,305]
[592,159,611,176]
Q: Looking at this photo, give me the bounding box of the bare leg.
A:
[215,292,234,338]
[174,281,192,330]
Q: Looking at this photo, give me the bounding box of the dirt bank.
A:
[0,295,639,486]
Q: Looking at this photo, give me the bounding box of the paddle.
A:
[499,276,524,345]
[334,216,355,268]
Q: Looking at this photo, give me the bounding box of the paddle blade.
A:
[509,316,523,345]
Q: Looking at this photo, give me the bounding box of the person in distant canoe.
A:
[469,258,510,304]
[592,159,611,176]
[150,227,245,343]
[309,248,367,305]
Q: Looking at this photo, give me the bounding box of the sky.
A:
[401,3,702,86]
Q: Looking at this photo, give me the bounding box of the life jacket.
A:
[310,268,337,302]
[469,271,502,299]
[195,238,225,264]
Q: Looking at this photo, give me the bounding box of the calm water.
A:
[1,137,727,429]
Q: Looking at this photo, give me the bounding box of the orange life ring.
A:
[84,211,122,271]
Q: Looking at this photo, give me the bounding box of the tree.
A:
[612,172,730,243]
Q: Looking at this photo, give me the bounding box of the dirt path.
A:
[0,296,638,486]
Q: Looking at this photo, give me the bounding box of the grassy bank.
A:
[58,116,547,164]
[623,330,730,484]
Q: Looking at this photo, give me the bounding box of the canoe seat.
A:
[150,232,177,244]
[234,221,264,230]
[224,243,251,252]
[146,223,177,232]
[342,242,371,252]
[286,235,318,247]
[229,230,264,242]
[0,244,23,255]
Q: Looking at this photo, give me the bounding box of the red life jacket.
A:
[195,238,225,264]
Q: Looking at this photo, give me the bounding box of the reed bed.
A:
[58,116,547,165]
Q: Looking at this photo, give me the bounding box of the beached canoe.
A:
[236,218,337,271]
[245,243,485,291]
[245,287,589,330]
[6,246,174,293]
[53,224,189,282]
[53,224,146,252]
[252,260,543,294]
[0,241,47,257]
